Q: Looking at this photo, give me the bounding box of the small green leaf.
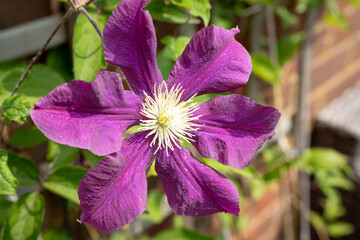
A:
[7,125,47,148]
[161,36,191,61]
[146,0,197,24]
[274,6,298,29]
[73,10,108,82]
[1,95,30,124]
[170,0,211,26]
[47,141,79,171]
[43,166,88,204]
[277,32,304,66]
[7,152,39,186]
[251,53,280,85]
[310,211,327,236]
[200,157,256,179]
[0,151,18,195]
[328,222,354,238]
[1,192,44,240]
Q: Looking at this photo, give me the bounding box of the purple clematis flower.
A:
[30,0,280,232]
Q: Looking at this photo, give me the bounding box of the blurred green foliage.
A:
[0,0,358,239]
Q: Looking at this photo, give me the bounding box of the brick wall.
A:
[280,3,360,119]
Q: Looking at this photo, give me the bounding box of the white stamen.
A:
[139,83,201,155]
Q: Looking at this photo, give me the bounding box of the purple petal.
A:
[167,25,251,101]
[30,71,143,156]
[103,0,163,99]
[192,95,281,169]
[156,147,240,216]
[78,132,154,232]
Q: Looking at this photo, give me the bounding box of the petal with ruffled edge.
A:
[156,147,239,216]
[30,71,143,156]
[103,0,163,100]
[78,132,154,232]
[192,94,281,169]
[167,25,251,101]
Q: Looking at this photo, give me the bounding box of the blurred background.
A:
[0,0,359,239]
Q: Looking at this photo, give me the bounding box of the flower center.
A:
[139,83,200,154]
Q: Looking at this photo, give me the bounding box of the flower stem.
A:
[79,6,103,39]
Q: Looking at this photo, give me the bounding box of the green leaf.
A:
[277,32,304,66]
[152,228,213,240]
[81,149,103,167]
[310,211,327,236]
[161,36,191,61]
[0,151,18,195]
[47,141,79,171]
[170,0,211,26]
[157,51,173,80]
[7,125,47,148]
[7,152,38,186]
[251,53,280,85]
[0,196,13,225]
[200,157,256,179]
[43,166,88,204]
[297,148,350,173]
[73,10,108,82]
[46,45,73,82]
[328,221,354,238]
[140,189,163,223]
[0,64,65,105]
[1,192,44,240]
[323,12,350,30]
[1,95,30,124]
[146,0,197,24]
[274,6,298,29]
[41,228,72,240]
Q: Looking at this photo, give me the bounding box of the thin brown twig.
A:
[11,8,73,97]
[67,0,77,11]
[78,6,103,39]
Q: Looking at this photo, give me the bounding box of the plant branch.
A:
[79,7,103,39]
[11,8,73,97]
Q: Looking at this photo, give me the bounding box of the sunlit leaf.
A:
[146,0,198,24]
[73,10,108,82]
[1,95,30,124]
[0,151,18,195]
[1,192,44,240]
[251,53,280,85]
[328,221,354,238]
[170,0,211,26]
[161,35,191,61]
[277,32,304,66]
